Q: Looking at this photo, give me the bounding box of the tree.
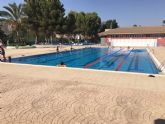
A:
[75,12,86,35]
[0,3,24,44]
[112,20,118,29]
[71,11,101,40]
[163,20,165,25]
[133,24,138,27]
[99,19,119,32]
[99,22,106,32]
[24,0,41,44]
[105,19,118,29]
[0,26,7,45]
[65,11,76,39]
[50,0,65,34]
[85,12,101,38]
[24,0,65,44]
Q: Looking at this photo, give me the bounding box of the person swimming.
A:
[57,61,66,67]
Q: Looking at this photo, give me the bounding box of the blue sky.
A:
[0,0,165,27]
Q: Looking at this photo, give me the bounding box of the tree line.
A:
[0,0,119,45]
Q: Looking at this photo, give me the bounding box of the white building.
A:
[99,26,165,47]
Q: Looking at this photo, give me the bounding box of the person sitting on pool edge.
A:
[0,56,11,62]
[57,61,66,67]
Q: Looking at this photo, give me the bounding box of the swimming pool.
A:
[12,48,160,74]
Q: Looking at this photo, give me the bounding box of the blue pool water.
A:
[12,48,160,74]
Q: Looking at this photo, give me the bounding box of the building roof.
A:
[99,26,165,37]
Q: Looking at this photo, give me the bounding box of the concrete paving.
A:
[0,46,165,124]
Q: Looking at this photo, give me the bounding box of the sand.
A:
[0,46,165,124]
[5,45,90,58]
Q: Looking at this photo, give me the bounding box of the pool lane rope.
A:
[98,50,127,69]
[84,49,123,68]
[127,53,139,72]
[115,48,134,71]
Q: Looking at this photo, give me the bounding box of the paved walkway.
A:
[153,47,165,65]
[1,46,165,124]
[0,63,165,124]
[5,45,88,58]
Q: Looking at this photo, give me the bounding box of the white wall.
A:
[108,38,157,47]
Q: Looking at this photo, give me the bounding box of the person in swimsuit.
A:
[57,61,66,67]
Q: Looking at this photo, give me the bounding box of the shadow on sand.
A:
[155,119,165,124]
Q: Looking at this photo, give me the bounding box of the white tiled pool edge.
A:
[1,62,165,77]
[147,48,165,74]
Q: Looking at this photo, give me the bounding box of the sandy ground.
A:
[5,45,91,58]
[0,46,165,124]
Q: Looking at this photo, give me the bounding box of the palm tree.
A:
[0,3,24,44]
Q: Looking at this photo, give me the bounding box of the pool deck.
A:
[5,45,90,58]
[152,47,165,65]
[0,46,165,124]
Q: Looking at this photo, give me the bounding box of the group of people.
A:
[56,45,74,52]
[0,39,11,62]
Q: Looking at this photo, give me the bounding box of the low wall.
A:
[111,38,157,47]
[101,38,157,47]
[157,38,165,46]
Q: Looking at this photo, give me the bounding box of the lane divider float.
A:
[115,48,134,71]
[84,49,123,68]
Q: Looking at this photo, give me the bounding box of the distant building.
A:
[99,26,165,47]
